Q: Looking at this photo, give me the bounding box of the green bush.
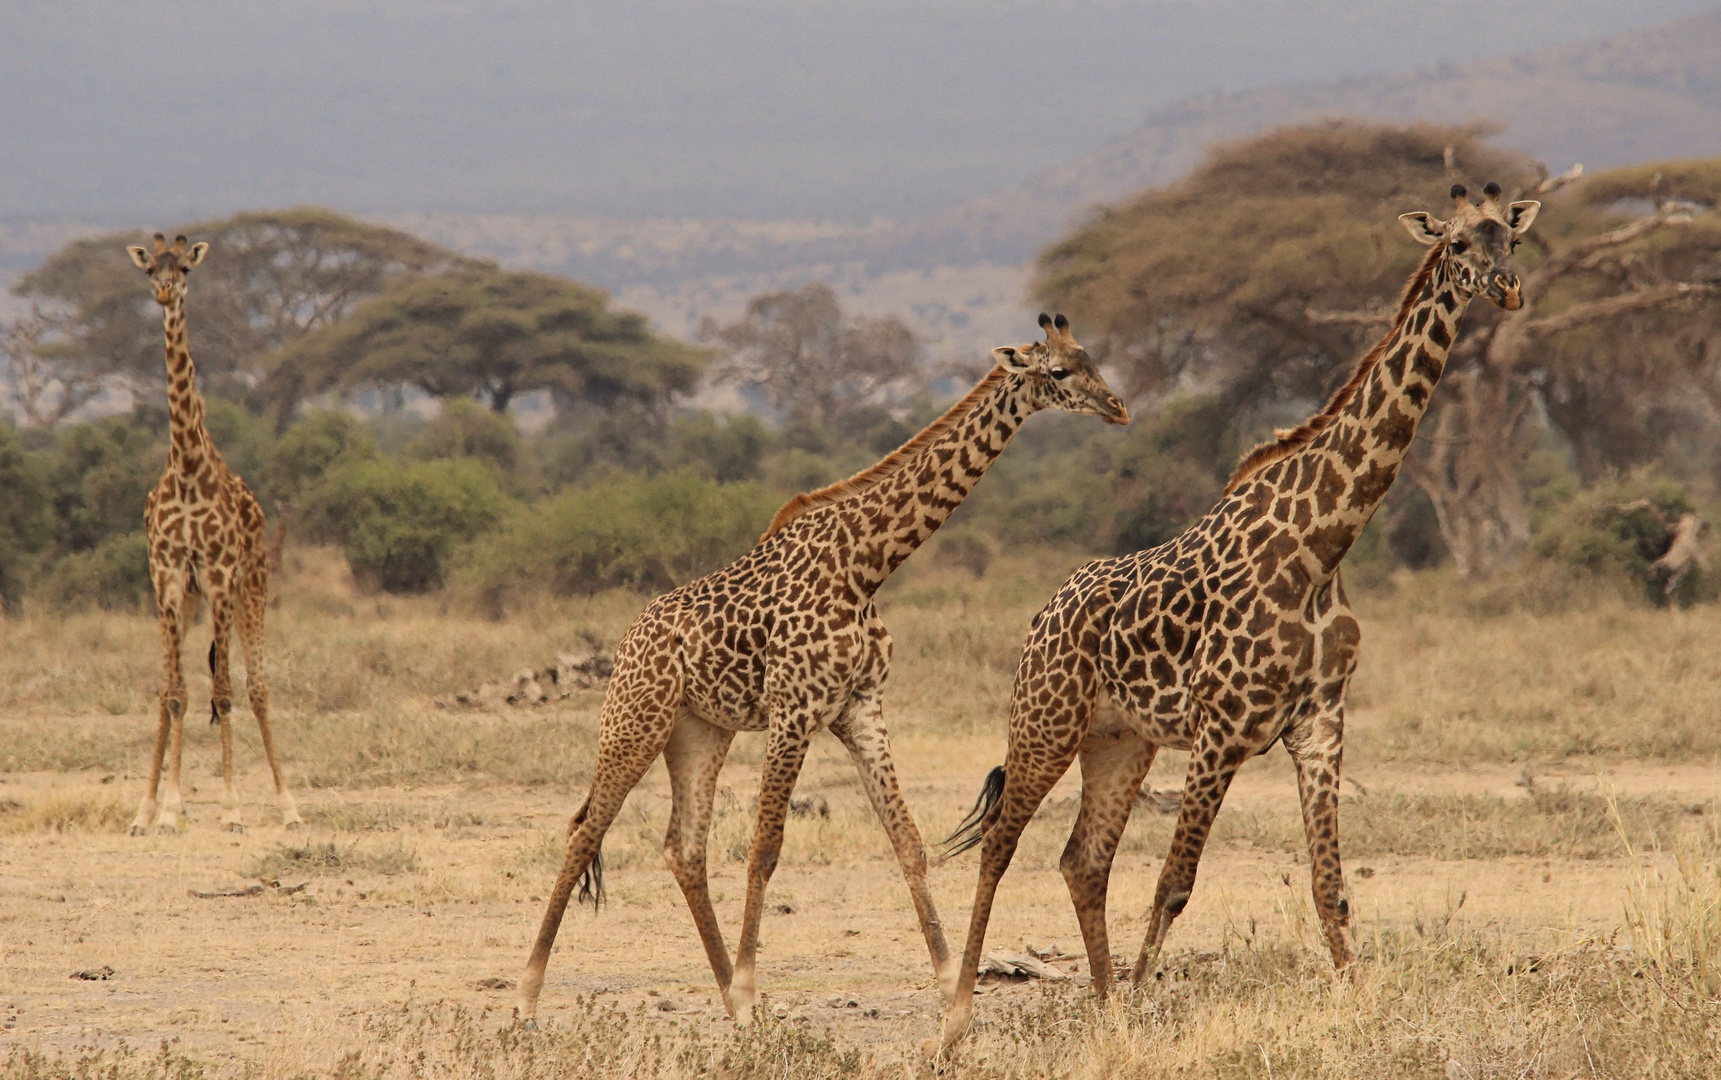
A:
[39,411,164,556]
[457,469,779,600]
[259,409,379,510]
[406,396,520,475]
[1532,474,1716,606]
[37,533,152,612]
[0,425,52,612]
[300,458,514,593]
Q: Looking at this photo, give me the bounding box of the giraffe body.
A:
[517,315,1127,1025]
[935,186,1541,1050]
[125,234,300,836]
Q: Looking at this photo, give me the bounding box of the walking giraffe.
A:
[935,184,1541,1049]
[516,315,1129,1026]
[125,234,301,835]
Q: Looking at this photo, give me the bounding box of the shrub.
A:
[457,469,779,601]
[259,409,379,510]
[37,533,152,612]
[300,458,514,593]
[406,396,519,475]
[0,425,52,612]
[1533,474,1716,606]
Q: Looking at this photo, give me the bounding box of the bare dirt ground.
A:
[4,710,1716,1072]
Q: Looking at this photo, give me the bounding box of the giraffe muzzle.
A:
[1100,396,1130,425]
[1489,273,1523,311]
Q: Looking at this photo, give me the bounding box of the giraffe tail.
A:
[569,799,605,909]
[207,641,220,726]
[942,765,1006,858]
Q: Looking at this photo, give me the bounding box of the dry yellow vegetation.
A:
[2,547,1719,1077]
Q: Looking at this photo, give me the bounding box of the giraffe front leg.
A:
[830,696,954,1001]
[154,588,200,834]
[723,712,817,1023]
[1061,726,1156,998]
[1285,705,1355,970]
[661,709,737,993]
[1132,719,1242,981]
[208,592,244,833]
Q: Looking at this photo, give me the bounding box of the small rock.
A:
[474,977,514,991]
[656,998,676,1012]
[772,1003,790,1020]
[772,903,793,915]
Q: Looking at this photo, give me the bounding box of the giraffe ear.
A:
[126,246,153,270]
[185,242,209,267]
[1398,212,1446,246]
[1506,201,1540,238]
[992,346,1033,372]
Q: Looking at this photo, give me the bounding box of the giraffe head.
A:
[125,233,209,307]
[991,313,1129,424]
[1399,183,1539,310]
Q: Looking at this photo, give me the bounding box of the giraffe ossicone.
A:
[515,315,1127,1028]
[125,233,301,837]
[932,183,1540,1053]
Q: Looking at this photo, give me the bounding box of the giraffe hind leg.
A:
[1061,728,1156,997]
[237,566,300,829]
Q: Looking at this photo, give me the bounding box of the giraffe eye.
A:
[1051,369,1071,380]
[1450,239,1469,254]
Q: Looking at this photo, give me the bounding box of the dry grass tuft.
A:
[0,786,131,835]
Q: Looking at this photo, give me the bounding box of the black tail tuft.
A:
[570,800,606,909]
[208,642,220,726]
[577,845,605,909]
[943,765,1006,858]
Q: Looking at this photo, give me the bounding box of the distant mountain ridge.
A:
[8,11,1721,363]
[387,9,1721,360]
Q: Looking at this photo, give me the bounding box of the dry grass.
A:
[6,547,1721,1076]
[0,786,130,835]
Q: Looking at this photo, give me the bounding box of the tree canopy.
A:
[1035,120,1721,577]
[700,282,923,427]
[11,208,459,416]
[271,265,706,415]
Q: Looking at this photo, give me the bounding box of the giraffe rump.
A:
[761,367,1011,539]
[942,765,1006,858]
[1222,239,1447,496]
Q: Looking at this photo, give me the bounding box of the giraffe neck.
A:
[161,295,211,467]
[1253,261,1472,572]
[841,374,1037,595]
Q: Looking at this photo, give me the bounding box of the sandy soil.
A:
[2,711,1717,1068]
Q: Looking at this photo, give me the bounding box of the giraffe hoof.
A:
[517,1016,540,1033]
[282,815,304,832]
[222,821,245,834]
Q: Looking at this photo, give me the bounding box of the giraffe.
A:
[934,184,1541,1050]
[124,233,301,836]
[515,314,1129,1027]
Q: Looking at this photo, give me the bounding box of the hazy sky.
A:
[3,0,1717,223]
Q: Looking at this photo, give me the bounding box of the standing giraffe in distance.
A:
[935,184,1540,1049]
[516,314,1129,1027]
[124,234,301,836]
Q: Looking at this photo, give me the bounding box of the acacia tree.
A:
[271,264,706,415]
[12,208,460,424]
[699,282,923,426]
[1348,165,1721,576]
[1035,120,1721,577]
[0,305,102,428]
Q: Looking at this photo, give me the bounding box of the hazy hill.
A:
[7,8,1721,366]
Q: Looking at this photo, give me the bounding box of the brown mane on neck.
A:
[1222,240,1447,496]
[761,366,1010,539]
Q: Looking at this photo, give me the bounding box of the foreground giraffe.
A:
[936,184,1540,1049]
[517,315,1128,1026]
[125,234,301,835]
